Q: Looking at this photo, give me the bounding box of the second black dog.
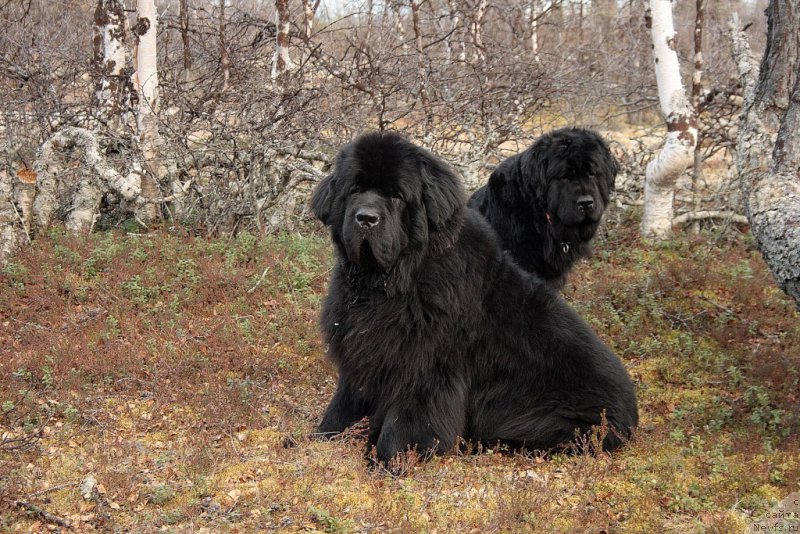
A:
[469,128,618,289]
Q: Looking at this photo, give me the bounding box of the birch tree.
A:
[133,0,161,223]
[179,0,192,84]
[31,128,142,233]
[468,0,488,64]
[689,0,705,233]
[272,0,293,84]
[730,0,800,308]
[446,0,462,62]
[641,0,698,239]
[301,0,320,43]
[528,1,540,62]
[219,0,230,93]
[0,171,26,264]
[9,2,145,237]
[411,0,432,140]
[92,0,131,130]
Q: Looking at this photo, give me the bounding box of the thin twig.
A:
[10,201,31,244]
[27,481,79,498]
[13,500,72,527]
[247,266,270,293]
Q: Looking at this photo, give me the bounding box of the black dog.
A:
[312,132,637,465]
[468,128,618,289]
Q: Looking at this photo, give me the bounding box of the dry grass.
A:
[1,215,798,532]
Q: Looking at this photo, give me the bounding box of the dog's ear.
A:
[488,159,525,207]
[520,140,551,207]
[311,172,337,225]
[418,151,465,228]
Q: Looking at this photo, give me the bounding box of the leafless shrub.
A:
[0,0,771,239]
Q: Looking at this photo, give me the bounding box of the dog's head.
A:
[519,128,617,240]
[312,132,465,278]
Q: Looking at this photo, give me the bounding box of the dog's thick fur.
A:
[469,127,618,289]
[312,132,637,464]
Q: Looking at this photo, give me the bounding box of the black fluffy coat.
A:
[469,128,618,289]
[312,132,637,464]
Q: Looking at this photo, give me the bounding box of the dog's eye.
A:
[351,185,362,194]
[391,192,403,202]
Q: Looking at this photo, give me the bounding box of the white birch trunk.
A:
[528,1,540,63]
[135,0,158,133]
[392,2,409,53]
[93,0,130,129]
[0,171,26,264]
[641,0,698,239]
[411,0,431,140]
[134,0,161,222]
[469,0,487,64]
[301,0,319,42]
[14,169,36,237]
[31,127,142,233]
[445,0,460,62]
[272,0,293,84]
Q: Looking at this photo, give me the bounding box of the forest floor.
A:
[1,210,798,533]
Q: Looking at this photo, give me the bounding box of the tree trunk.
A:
[468,0,487,64]
[528,1,540,62]
[411,0,432,140]
[690,0,706,233]
[730,2,800,308]
[445,0,460,62]
[31,128,142,233]
[364,0,374,44]
[754,0,798,125]
[92,0,131,130]
[393,2,408,53]
[272,0,293,85]
[133,0,161,223]
[301,0,319,42]
[641,0,698,239]
[219,0,229,93]
[0,171,26,264]
[179,0,192,85]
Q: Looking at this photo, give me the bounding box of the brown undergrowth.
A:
[1,217,798,532]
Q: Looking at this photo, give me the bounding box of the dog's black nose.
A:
[577,195,595,212]
[355,208,380,228]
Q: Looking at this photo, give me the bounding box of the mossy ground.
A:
[1,213,798,532]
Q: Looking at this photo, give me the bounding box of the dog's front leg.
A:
[374,380,466,465]
[316,376,371,438]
